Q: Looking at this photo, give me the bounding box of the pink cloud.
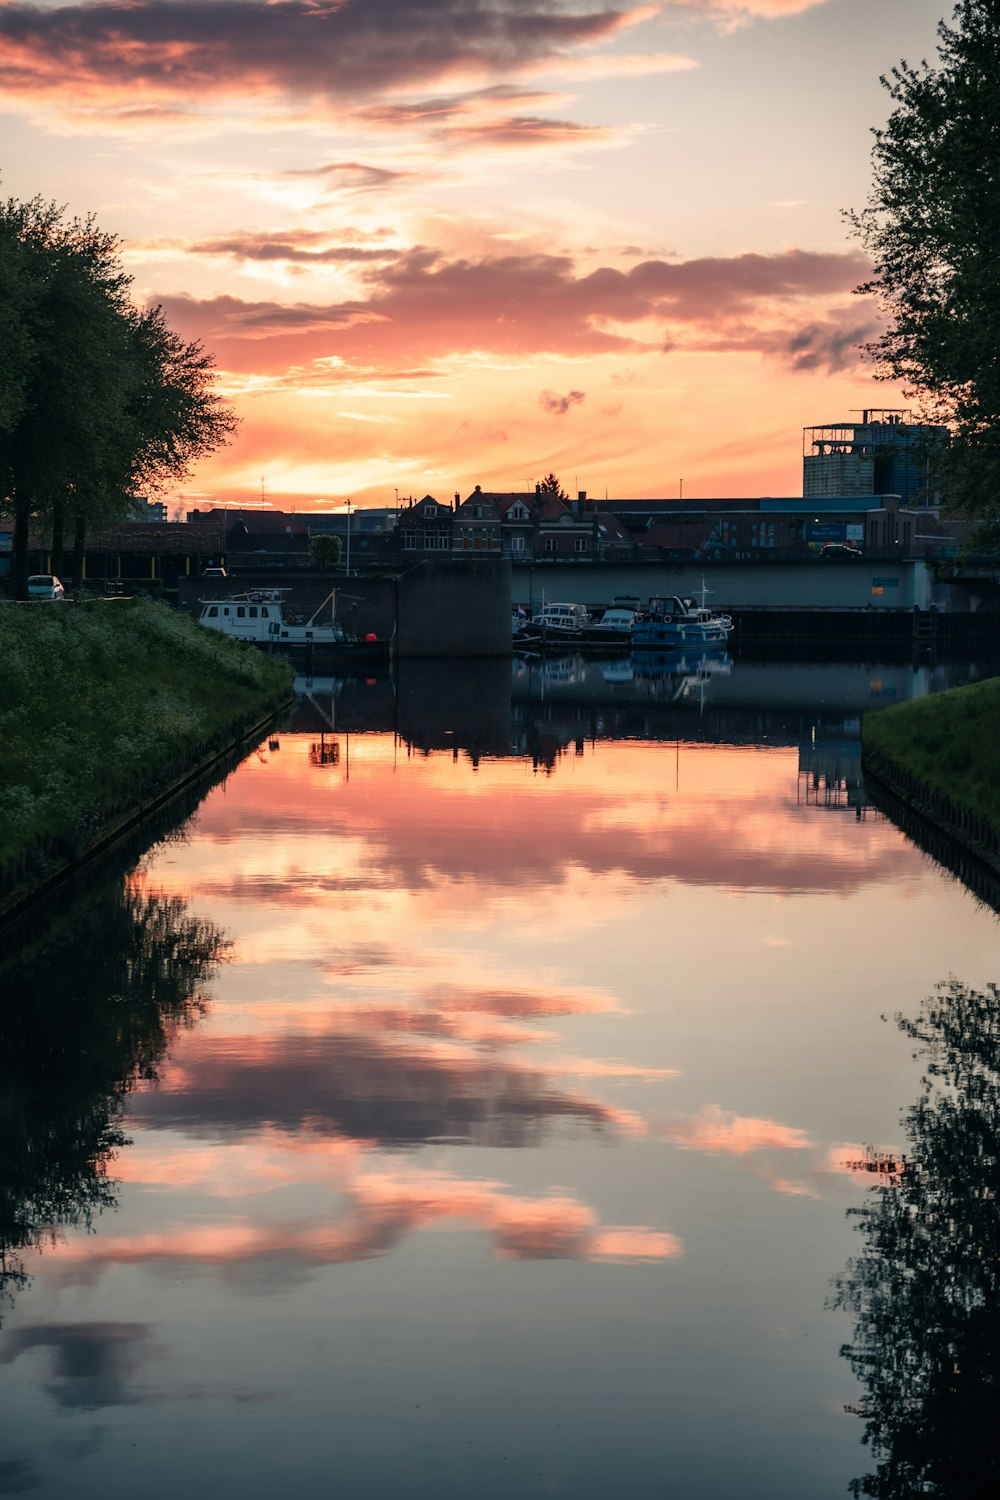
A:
[48,1168,680,1275]
[155,245,871,379]
[663,1105,813,1155]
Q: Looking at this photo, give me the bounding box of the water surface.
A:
[3,657,999,1498]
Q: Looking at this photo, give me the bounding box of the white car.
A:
[27,574,65,601]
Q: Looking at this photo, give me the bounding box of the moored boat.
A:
[197,588,389,658]
[520,601,592,642]
[631,594,732,650]
[585,596,644,643]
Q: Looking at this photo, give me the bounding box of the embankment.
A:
[863,676,1000,881]
[0,598,293,922]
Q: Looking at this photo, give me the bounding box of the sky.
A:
[1,0,949,509]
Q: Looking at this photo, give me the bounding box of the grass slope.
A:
[864,676,1000,830]
[0,598,292,876]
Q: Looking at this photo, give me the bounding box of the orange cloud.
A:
[156,246,872,379]
[663,1105,813,1155]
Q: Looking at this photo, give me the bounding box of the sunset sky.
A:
[2,0,947,509]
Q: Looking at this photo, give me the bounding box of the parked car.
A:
[27,574,65,600]
[819,543,863,560]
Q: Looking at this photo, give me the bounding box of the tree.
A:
[849,2,1000,530]
[537,473,567,497]
[833,977,1000,1497]
[0,194,236,598]
[310,532,343,570]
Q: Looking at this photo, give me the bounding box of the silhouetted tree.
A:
[0,193,236,597]
[834,976,1000,1497]
[537,473,566,497]
[850,2,1000,530]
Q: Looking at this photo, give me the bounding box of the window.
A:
[510,535,524,553]
[261,607,269,618]
[404,532,416,550]
[249,607,258,618]
[574,537,588,553]
[237,606,246,617]
[207,606,218,617]
[544,537,557,553]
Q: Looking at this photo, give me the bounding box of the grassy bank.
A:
[863,676,1000,831]
[0,598,293,901]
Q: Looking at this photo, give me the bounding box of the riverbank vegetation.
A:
[0,599,292,906]
[864,676,1000,831]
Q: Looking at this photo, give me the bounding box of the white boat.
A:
[522,601,592,641]
[632,594,732,650]
[586,597,643,642]
[198,589,386,654]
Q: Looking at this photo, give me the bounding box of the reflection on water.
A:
[835,979,1000,1499]
[2,658,1000,1498]
[0,872,227,1312]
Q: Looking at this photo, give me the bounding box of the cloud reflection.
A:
[49,1166,679,1282]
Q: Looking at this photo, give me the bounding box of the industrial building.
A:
[803,409,948,505]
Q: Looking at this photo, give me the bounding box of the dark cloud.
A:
[0,0,639,112]
[772,307,881,373]
[185,231,401,265]
[357,83,561,129]
[0,1459,39,1495]
[437,115,618,148]
[125,1030,622,1147]
[0,1323,152,1412]
[278,161,416,192]
[539,387,586,414]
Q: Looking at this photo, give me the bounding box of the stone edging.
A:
[862,744,1000,880]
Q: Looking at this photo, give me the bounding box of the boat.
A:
[631,594,732,650]
[197,588,389,657]
[585,596,644,643]
[520,601,592,642]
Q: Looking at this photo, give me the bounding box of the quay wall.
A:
[395,559,511,658]
[179,559,513,657]
[512,558,933,610]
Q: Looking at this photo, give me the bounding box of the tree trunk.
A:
[13,493,30,601]
[71,508,86,593]
[50,493,66,582]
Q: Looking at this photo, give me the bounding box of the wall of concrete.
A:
[512,559,932,611]
[396,558,511,657]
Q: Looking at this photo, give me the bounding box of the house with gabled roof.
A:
[453,486,502,556]
[395,494,454,559]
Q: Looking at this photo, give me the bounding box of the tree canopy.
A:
[537,473,566,497]
[834,976,1000,1497]
[850,1,1000,527]
[0,194,236,597]
[309,532,343,570]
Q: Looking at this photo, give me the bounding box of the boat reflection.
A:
[834,977,1000,1498]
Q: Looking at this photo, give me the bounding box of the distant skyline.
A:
[3,0,948,508]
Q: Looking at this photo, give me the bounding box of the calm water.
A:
[3,655,1000,1498]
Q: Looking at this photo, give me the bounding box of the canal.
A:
[2,653,999,1498]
